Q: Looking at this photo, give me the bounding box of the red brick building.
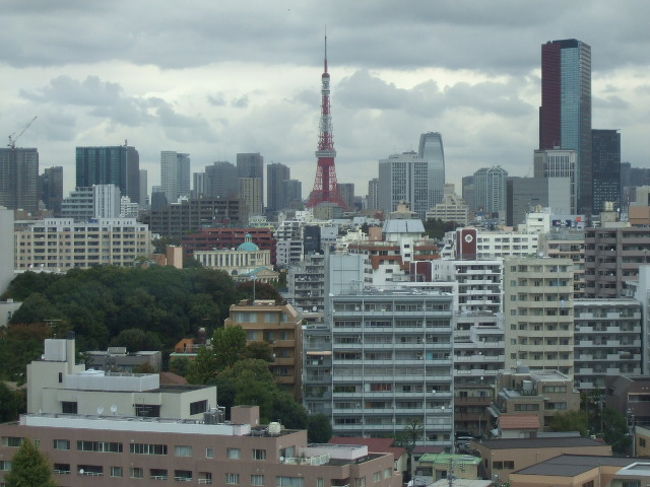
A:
[183,228,277,265]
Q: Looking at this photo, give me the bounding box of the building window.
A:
[110,466,123,478]
[77,440,122,453]
[150,469,168,480]
[0,461,11,472]
[252,474,265,486]
[253,449,267,460]
[53,463,70,474]
[1,437,22,447]
[226,473,240,485]
[78,465,103,476]
[641,438,647,448]
[227,448,240,459]
[206,447,215,458]
[130,467,144,479]
[53,439,70,450]
[61,401,78,414]
[582,482,594,487]
[190,400,208,415]
[276,477,305,487]
[134,404,160,417]
[493,461,503,470]
[175,470,193,482]
[129,443,168,455]
[175,445,193,457]
[504,461,514,469]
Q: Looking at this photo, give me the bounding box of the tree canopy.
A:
[3,267,239,351]
[3,438,57,487]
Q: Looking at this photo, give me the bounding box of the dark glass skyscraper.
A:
[39,166,64,216]
[591,129,621,213]
[0,148,39,213]
[76,145,140,203]
[267,162,290,212]
[418,132,445,207]
[540,39,592,215]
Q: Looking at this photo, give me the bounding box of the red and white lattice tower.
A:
[306,35,346,209]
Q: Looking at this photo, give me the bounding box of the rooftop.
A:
[498,414,540,430]
[418,453,482,465]
[383,219,426,234]
[513,454,635,477]
[474,437,606,450]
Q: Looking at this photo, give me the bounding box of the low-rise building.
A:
[426,192,470,226]
[470,437,612,482]
[224,300,303,399]
[194,234,272,277]
[0,406,402,487]
[27,337,215,420]
[84,347,162,373]
[0,299,21,327]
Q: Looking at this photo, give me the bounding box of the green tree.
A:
[243,341,274,362]
[395,419,423,482]
[186,346,218,384]
[236,281,284,303]
[602,408,630,454]
[212,326,247,371]
[549,410,589,436]
[9,293,63,325]
[424,218,459,240]
[169,357,192,377]
[110,328,163,353]
[4,438,56,487]
[0,384,25,422]
[307,414,333,443]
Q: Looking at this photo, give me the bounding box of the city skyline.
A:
[3,2,650,196]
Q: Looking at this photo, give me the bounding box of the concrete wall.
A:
[0,208,14,294]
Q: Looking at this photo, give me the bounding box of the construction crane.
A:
[7,116,37,149]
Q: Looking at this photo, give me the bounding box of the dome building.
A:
[193,234,272,278]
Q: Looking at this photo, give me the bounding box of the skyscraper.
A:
[237,153,264,216]
[205,161,238,198]
[418,132,445,207]
[0,147,39,213]
[39,166,63,216]
[378,152,429,219]
[283,180,303,209]
[534,149,578,214]
[367,178,379,211]
[161,151,190,203]
[473,166,508,223]
[139,169,148,207]
[540,39,592,214]
[267,163,290,212]
[338,183,355,210]
[76,145,140,203]
[591,129,621,213]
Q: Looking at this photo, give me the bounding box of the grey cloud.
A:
[231,95,249,108]
[592,95,629,110]
[336,70,533,119]
[3,0,650,73]
[207,94,226,106]
[21,75,217,141]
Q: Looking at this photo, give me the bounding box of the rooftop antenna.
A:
[324,25,328,74]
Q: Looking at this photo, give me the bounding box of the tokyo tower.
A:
[306,35,346,209]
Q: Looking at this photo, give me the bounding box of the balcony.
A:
[455,397,492,406]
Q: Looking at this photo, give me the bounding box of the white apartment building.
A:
[440,228,539,260]
[15,218,152,270]
[275,220,304,267]
[93,184,121,218]
[120,195,139,218]
[541,229,586,298]
[329,289,454,447]
[504,257,574,377]
[287,252,326,323]
[574,299,642,390]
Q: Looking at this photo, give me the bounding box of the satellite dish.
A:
[110,404,118,415]
[97,407,104,415]
[79,469,85,475]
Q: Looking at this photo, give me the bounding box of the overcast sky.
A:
[3,0,650,199]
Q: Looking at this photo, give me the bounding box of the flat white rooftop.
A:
[21,414,251,436]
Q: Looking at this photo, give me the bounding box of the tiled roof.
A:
[498,414,540,430]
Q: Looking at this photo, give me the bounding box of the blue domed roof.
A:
[237,234,260,251]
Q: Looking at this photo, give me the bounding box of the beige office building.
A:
[504,257,574,376]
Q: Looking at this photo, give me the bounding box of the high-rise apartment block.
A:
[574,298,642,390]
[418,132,446,207]
[160,151,190,203]
[504,257,574,376]
[283,179,303,209]
[540,39,592,214]
[338,183,355,211]
[367,178,380,211]
[267,163,290,212]
[237,153,264,218]
[534,149,578,214]
[15,218,151,270]
[378,152,429,219]
[0,147,39,213]
[39,166,64,216]
[473,166,508,223]
[76,145,140,203]
[591,129,621,213]
[93,184,121,218]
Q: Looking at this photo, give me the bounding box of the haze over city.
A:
[3,0,650,195]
